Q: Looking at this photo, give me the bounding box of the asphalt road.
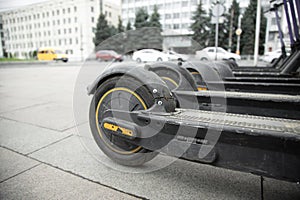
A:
[0,61,299,200]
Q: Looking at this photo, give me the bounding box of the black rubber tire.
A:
[157,57,162,62]
[201,57,208,61]
[136,58,142,63]
[228,58,235,62]
[89,76,158,166]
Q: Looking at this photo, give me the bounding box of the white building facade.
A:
[0,0,121,60]
[264,4,292,53]
[121,0,250,51]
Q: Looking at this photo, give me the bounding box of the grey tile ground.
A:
[0,118,72,154]
[0,147,40,182]
[263,177,300,200]
[0,102,75,131]
[0,164,140,200]
[30,135,262,200]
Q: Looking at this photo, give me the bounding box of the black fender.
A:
[146,61,198,91]
[212,61,234,78]
[182,61,226,91]
[87,62,176,112]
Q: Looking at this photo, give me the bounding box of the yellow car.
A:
[37,48,68,62]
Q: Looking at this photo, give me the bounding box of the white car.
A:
[196,47,241,61]
[132,49,169,63]
[263,49,290,63]
[165,50,188,61]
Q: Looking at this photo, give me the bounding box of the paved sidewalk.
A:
[0,62,299,200]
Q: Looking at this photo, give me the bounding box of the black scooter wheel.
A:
[89,76,158,166]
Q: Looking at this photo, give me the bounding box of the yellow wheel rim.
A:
[95,87,147,155]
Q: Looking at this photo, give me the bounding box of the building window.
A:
[68,18,71,23]
[74,6,77,12]
[75,27,78,32]
[91,17,94,23]
[58,29,61,34]
[63,18,66,24]
[69,38,72,45]
[68,8,71,13]
[64,29,66,34]
[173,24,180,29]
[91,7,94,12]
[57,19,60,25]
[52,10,55,16]
[57,10,60,15]
[63,8,65,14]
[76,38,78,44]
[165,14,171,19]
[59,39,61,45]
[173,13,180,19]
[69,28,72,33]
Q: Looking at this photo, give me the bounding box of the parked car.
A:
[263,48,291,63]
[96,50,123,62]
[165,50,188,61]
[132,49,169,63]
[37,47,68,62]
[196,47,241,61]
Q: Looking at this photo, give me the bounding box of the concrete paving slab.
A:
[0,147,40,182]
[263,177,300,200]
[31,135,263,200]
[0,102,75,131]
[0,118,72,154]
[0,164,140,200]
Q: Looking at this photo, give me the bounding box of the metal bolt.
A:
[153,89,157,94]
[158,101,163,105]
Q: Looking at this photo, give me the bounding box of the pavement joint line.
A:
[61,121,89,132]
[0,101,52,115]
[0,116,74,133]
[0,163,42,184]
[0,145,148,200]
[25,134,74,156]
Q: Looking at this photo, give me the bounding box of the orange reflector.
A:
[198,87,208,91]
[103,122,133,137]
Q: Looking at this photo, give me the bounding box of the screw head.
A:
[153,89,158,94]
[158,101,163,105]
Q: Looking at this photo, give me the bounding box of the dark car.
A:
[95,50,123,62]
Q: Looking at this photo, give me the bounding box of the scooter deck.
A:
[104,108,300,182]
[168,109,300,136]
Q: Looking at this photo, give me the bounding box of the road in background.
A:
[0,61,299,200]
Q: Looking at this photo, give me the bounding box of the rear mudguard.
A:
[87,62,176,112]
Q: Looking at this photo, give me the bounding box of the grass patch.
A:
[0,58,37,62]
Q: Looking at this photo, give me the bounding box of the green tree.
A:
[110,25,118,36]
[240,0,266,55]
[227,0,240,52]
[93,13,112,47]
[134,8,150,28]
[126,21,132,30]
[117,17,124,33]
[149,5,162,30]
[190,1,210,48]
